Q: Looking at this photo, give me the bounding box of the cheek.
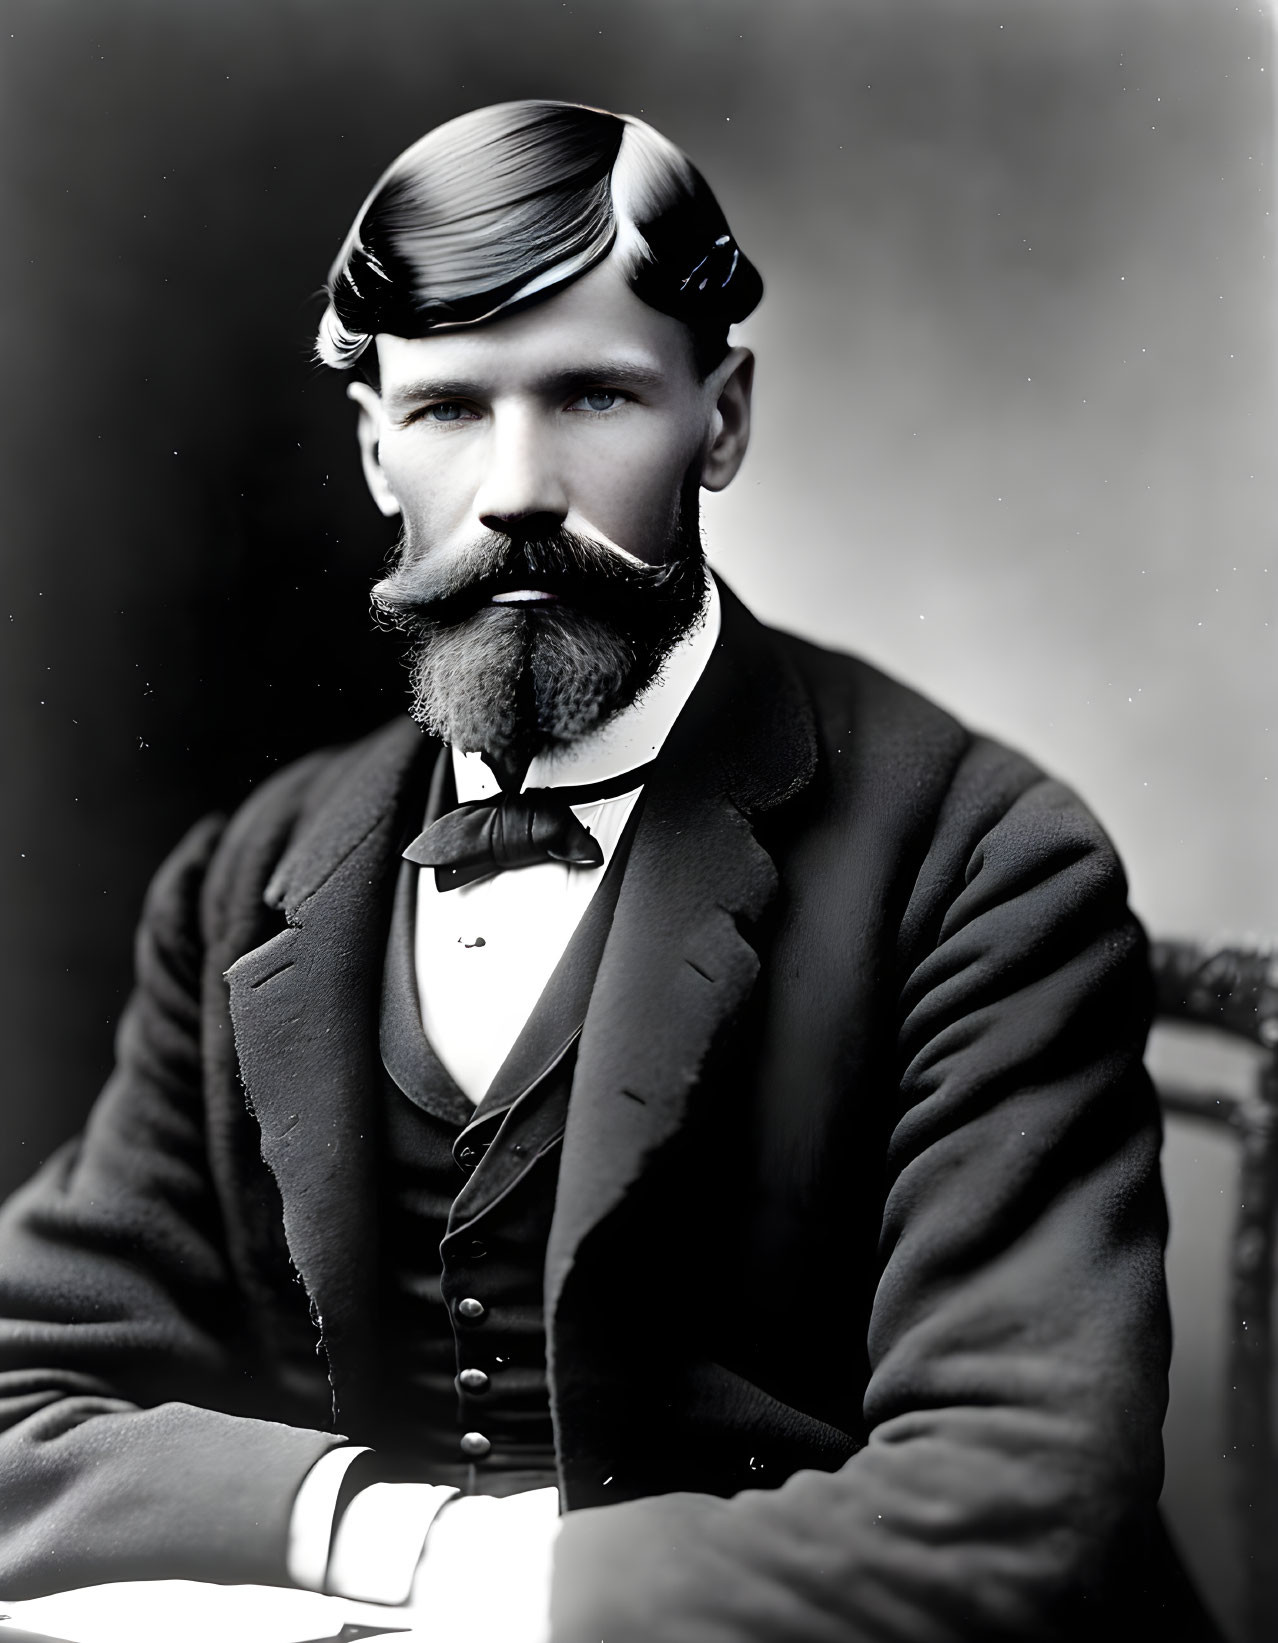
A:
[378,439,467,529]
[573,428,701,550]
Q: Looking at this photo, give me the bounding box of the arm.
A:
[549,774,1170,1641]
[289,1451,559,1634]
[0,806,559,1622]
[0,818,346,1597]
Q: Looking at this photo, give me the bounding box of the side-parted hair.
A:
[316,100,763,378]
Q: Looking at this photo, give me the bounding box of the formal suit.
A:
[0,582,1204,1639]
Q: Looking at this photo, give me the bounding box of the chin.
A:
[406,601,645,761]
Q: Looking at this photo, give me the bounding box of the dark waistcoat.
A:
[373,811,633,1495]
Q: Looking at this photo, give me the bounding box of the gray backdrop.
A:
[1,1,1272,1635]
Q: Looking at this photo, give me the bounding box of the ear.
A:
[700,347,754,493]
[347,380,401,518]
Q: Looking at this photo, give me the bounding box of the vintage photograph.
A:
[0,2,1273,1640]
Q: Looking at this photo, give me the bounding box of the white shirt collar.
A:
[453,575,721,801]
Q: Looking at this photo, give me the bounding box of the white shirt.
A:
[287,579,723,1629]
[416,578,721,1102]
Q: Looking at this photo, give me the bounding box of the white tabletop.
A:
[0,1581,418,1643]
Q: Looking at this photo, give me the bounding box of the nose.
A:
[474,407,569,534]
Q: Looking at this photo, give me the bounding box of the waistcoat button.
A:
[460,1431,492,1458]
[457,1297,485,1321]
[457,1367,490,1394]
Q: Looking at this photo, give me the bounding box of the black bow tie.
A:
[404,762,656,891]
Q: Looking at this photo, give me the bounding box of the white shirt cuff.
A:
[286,1446,372,1592]
[327,1480,462,1605]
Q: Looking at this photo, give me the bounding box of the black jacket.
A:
[0,585,1193,1639]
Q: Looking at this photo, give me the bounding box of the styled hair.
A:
[316,100,762,378]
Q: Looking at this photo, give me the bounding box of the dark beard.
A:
[370,478,708,778]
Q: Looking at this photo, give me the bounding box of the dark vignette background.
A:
[1,1,1273,1635]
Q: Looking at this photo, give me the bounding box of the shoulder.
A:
[173,716,425,954]
[765,621,1054,829]
[212,712,410,853]
[754,618,1133,933]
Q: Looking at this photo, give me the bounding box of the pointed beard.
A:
[371,477,707,766]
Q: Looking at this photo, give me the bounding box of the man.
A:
[0,100,1200,1641]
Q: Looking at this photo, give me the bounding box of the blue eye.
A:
[427,402,468,422]
[573,390,624,413]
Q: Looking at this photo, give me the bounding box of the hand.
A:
[407,1487,561,1642]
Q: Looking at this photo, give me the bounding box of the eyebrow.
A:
[386,361,669,409]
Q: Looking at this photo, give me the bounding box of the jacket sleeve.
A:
[549,769,1175,1642]
[0,817,345,1598]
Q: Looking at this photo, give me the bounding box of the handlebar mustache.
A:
[371,527,690,632]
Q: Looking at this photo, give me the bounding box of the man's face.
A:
[361,256,728,568]
[350,257,752,775]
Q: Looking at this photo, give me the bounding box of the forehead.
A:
[374,257,697,397]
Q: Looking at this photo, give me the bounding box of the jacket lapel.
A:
[224,715,430,1426]
[221,583,818,1429]
[545,581,818,1326]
